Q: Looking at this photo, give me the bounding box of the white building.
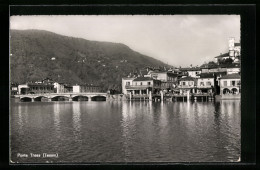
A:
[122,77,135,94]
[219,73,240,95]
[179,68,201,78]
[145,71,178,89]
[226,65,240,75]
[54,82,65,93]
[18,84,29,94]
[122,77,161,96]
[73,85,81,93]
[178,76,197,94]
[197,73,215,94]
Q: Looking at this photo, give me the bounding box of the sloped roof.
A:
[140,69,148,76]
[219,73,240,79]
[179,76,196,81]
[214,52,229,58]
[133,77,154,81]
[198,73,215,78]
[226,64,240,68]
[214,72,227,76]
[179,67,201,71]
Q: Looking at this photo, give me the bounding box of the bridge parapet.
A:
[14,93,107,101]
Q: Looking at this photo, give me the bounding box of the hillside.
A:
[10,29,170,92]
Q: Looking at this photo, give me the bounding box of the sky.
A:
[10,15,240,67]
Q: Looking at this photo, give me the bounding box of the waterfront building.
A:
[10,83,18,96]
[123,77,161,97]
[72,84,101,93]
[178,76,197,94]
[197,73,215,94]
[54,82,65,93]
[18,83,55,94]
[122,77,136,94]
[145,71,178,90]
[219,73,240,95]
[64,84,73,93]
[214,71,227,86]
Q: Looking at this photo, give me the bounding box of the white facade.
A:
[132,80,153,86]
[122,78,135,94]
[187,70,201,78]
[18,84,29,94]
[227,68,240,74]
[149,72,167,81]
[197,78,214,88]
[220,78,240,95]
[228,37,235,51]
[73,85,81,93]
[54,82,65,93]
[179,80,195,88]
[234,46,241,57]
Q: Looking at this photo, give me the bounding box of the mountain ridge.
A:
[10,29,171,92]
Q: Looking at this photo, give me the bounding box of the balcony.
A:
[178,85,194,88]
[197,85,212,89]
[125,85,153,89]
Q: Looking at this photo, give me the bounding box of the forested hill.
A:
[10,29,170,91]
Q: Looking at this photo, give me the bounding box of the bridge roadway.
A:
[14,92,107,102]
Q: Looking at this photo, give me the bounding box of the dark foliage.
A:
[10,29,170,92]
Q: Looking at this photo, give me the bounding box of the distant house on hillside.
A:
[226,64,240,75]
[179,67,201,78]
[215,37,241,64]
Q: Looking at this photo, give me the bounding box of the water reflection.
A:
[53,103,61,138]
[11,100,241,162]
[72,102,82,142]
[17,104,28,136]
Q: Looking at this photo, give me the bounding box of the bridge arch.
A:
[223,88,231,94]
[20,97,33,102]
[34,96,48,102]
[72,95,88,101]
[91,95,106,101]
[51,96,69,101]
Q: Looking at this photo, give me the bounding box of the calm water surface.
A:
[10,100,240,163]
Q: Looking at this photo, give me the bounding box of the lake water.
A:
[10,100,240,163]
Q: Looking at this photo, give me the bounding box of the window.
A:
[126,82,130,86]
[232,81,236,86]
[148,82,151,85]
[140,82,142,86]
[207,82,211,86]
[200,82,204,86]
[182,82,185,86]
[223,81,227,86]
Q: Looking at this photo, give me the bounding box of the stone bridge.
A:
[14,93,107,102]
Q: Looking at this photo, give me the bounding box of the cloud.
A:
[10,15,240,67]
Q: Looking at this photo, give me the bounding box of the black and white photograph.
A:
[9,14,243,163]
